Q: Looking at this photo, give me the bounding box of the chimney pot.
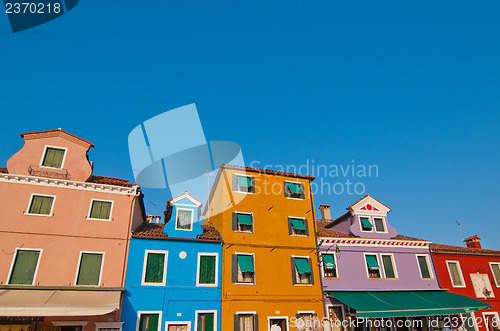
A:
[319,204,331,220]
[464,235,482,249]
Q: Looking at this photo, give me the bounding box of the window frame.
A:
[363,253,382,279]
[39,145,68,170]
[7,248,43,285]
[196,252,219,287]
[373,217,388,233]
[283,181,305,200]
[235,312,258,331]
[175,207,194,231]
[380,253,398,279]
[292,255,314,286]
[482,312,500,331]
[416,254,434,279]
[233,211,254,233]
[320,252,339,279]
[141,250,168,286]
[25,193,56,217]
[359,216,374,233]
[86,199,114,221]
[74,251,105,287]
[234,252,256,285]
[489,263,500,287]
[288,216,308,237]
[194,310,217,331]
[267,316,289,331]
[446,260,466,287]
[136,311,162,331]
[233,173,255,194]
[165,321,191,331]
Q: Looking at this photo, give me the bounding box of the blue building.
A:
[121,192,223,331]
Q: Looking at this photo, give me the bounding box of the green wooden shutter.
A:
[199,255,216,284]
[90,201,112,220]
[382,255,395,278]
[144,253,165,283]
[138,315,145,331]
[29,196,54,215]
[76,253,103,285]
[418,256,431,278]
[147,314,159,331]
[42,148,65,168]
[204,313,214,331]
[9,250,40,285]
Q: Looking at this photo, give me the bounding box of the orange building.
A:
[204,165,325,331]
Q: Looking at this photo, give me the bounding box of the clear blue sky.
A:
[1,0,499,248]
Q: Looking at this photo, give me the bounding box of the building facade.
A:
[431,236,500,331]
[0,129,145,331]
[317,195,489,331]
[204,165,325,331]
[121,192,223,331]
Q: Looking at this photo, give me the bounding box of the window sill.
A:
[233,190,254,194]
[451,284,466,288]
[140,282,166,286]
[234,282,255,285]
[196,283,218,287]
[174,227,193,231]
[24,212,53,217]
[324,277,339,280]
[235,230,254,234]
[286,197,305,201]
[294,284,313,286]
[421,278,435,280]
[290,234,308,237]
[86,217,111,222]
[74,284,101,287]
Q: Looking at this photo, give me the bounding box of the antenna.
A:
[149,202,157,215]
[456,220,465,247]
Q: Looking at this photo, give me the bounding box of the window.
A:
[360,217,373,232]
[446,261,465,287]
[8,249,41,285]
[373,218,386,232]
[490,263,500,287]
[233,174,255,193]
[138,313,160,331]
[232,212,253,232]
[288,217,309,236]
[483,313,500,331]
[176,208,193,230]
[197,253,218,286]
[234,313,257,331]
[417,255,433,279]
[75,252,103,286]
[269,318,288,331]
[27,194,54,216]
[166,324,189,331]
[461,313,477,331]
[232,254,255,284]
[292,257,314,285]
[88,200,112,220]
[142,251,167,285]
[284,181,305,199]
[365,254,381,279]
[381,254,397,279]
[41,147,65,168]
[321,254,337,278]
[196,312,216,331]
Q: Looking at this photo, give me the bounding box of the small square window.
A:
[365,254,381,279]
[176,209,193,230]
[196,312,215,331]
[8,249,41,285]
[289,217,308,236]
[142,251,167,285]
[360,217,373,231]
[233,254,254,284]
[41,147,65,169]
[233,212,253,232]
[233,174,255,193]
[138,313,160,331]
[237,314,257,331]
[373,218,386,232]
[293,257,313,284]
[27,195,54,215]
[284,182,305,199]
[89,200,112,220]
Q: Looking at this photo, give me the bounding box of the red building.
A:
[431,236,500,331]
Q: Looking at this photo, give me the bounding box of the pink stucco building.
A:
[0,129,145,331]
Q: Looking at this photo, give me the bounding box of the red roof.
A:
[20,129,94,147]
[132,222,222,242]
[464,235,481,242]
[430,243,500,256]
[220,164,316,180]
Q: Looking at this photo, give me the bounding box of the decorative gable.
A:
[348,195,391,216]
[360,204,379,212]
[163,191,203,238]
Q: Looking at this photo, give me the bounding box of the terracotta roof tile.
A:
[221,164,316,180]
[430,243,500,256]
[197,224,222,241]
[87,175,136,187]
[132,222,222,242]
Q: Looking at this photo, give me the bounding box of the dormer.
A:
[6,129,94,182]
[327,195,397,239]
[163,191,203,238]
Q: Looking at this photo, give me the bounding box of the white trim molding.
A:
[446,260,466,287]
[74,251,105,287]
[136,311,162,331]
[7,248,43,285]
[86,199,114,221]
[39,145,68,170]
[196,252,219,287]
[194,310,217,331]
[25,193,56,217]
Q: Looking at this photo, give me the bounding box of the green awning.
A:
[294,257,311,274]
[291,218,306,230]
[287,183,302,194]
[237,213,253,225]
[361,217,373,229]
[326,291,491,318]
[322,254,336,270]
[237,255,254,273]
[366,255,380,270]
[237,176,252,187]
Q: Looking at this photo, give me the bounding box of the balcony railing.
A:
[28,165,71,180]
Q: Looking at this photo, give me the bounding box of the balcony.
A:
[28,165,71,180]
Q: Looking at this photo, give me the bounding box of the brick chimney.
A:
[319,204,331,220]
[464,235,482,249]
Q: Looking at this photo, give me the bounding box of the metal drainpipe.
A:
[308,179,327,319]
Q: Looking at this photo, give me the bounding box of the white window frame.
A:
[25,193,56,217]
[284,180,304,200]
[326,305,345,323]
[194,310,217,331]
[196,252,219,287]
[95,322,123,331]
[482,312,500,331]
[289,216,307,237]
[234,173,255,194]
[86,199,114,221]
[175,207,194,231]
[235,211,254,233]
[136,311,162,331]
[292,255,313,286]
[141,250,168,286]
[39,145,68,169]
[416,254,434,279]
[267,316,289,331]
[380,253,398,279]
[359,216,374,233]
[446,260,466,287]
[236,311,258,331]
[74,251,105,287]
[460,312,478,331]
[489,262,500,287]
[319,252,339,279]
[372,217,388,233]
[165,321,191,331]
[363,253,382,279]
[235,252,256,285]
[7,248,43,285]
